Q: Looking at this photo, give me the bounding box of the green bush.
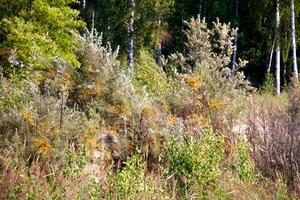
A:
[166,127,259,199]
[133,49,170,97]
[261,72,275,94]
[167,127,224,197]
[113,154,146,199]
[1,0,84,69]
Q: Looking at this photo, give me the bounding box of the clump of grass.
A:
[246,81,300,194]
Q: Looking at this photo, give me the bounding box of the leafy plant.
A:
[167,127,224,197]
[113,154,146,198]
[261,72,275,94]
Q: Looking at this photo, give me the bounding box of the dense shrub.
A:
[133,49,170,97]
[0,0,84,69]
[166,17,253,132]
[165,127,258,199]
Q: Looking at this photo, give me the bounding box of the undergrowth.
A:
[0,17,298,199]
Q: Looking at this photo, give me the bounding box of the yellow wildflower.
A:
[187,113,206,125]
[207,101,225,109]
[168,115,177,125]
[199,115,206,124]
[83,132,96,149]
[63,73,72,84]
[21,109,34,123]
[99,126,118,135]
[184,76,201,92]
[187,114,198,124]
[33,137,53,155]
[86,138,94,149]
[108,126,117,135]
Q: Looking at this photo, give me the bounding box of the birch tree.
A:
[290,0,298,80]
[275,0,281,95]
[231,0,239,73]
[129,0,134,68]
[157,16,162,66]
[199,0,203,18]
[267,38,275,74]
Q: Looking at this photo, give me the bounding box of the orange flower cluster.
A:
[168,115,177,125]
[184,76,201,92]
[21,109,34,123]
[82,127,98,149]
[63,73,72,85]
[33,137,53,155]
[207,101,225,109]
[99,126,117,135]
[78,88,103,100]
[187,113,206,125]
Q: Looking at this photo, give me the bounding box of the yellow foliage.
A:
[99,126,117,135]
[83,134,96,150]
[106,106,129,119]
[107,126,117,135]
[184,76,201,92]
[21,109,34,123]
[33,137,53,156]
[141,107,150,118]
[63,73,72,85]
[161,99,170,112]
[82,126,98,149]
[187,113,206,125]
[207,101,225,109]
[199,115,206,124]
[168,115,177,125]
[85,138,95,149]
[78,88,104,100]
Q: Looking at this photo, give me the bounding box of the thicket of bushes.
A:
[0,17,299,199]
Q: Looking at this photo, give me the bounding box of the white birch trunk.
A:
[129,0,135,68]
[275,0,281,95]
[290,0,298,80]
[232,33,238,73]
[157,16,162,66]
[199,0,203,18]
[91,9,95,36]
[231,0,239,73]
[267,38,275,74]
[235,0,239,18]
